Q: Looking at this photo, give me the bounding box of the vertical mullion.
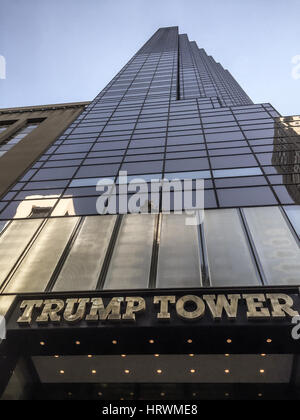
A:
[148,213,162,289]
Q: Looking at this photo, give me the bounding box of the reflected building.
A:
[1,27,300,400]
[272,116,300,204]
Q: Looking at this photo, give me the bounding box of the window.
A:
[217,186,277,207]
[204,209,260,286]
[53,216,117,291]
[0,120,42,157]
[157,214,202,288]
[284,206,300,238]
[213,167,262,178]
[165,157,210,172]
[243,207,300,285]
[104,214,155,289]
[0,121,14,135]
[0,219,43,287]
[4,218,79,293]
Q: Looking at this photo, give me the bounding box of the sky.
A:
[0,0,299,115]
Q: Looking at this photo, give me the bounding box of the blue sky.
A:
[0,0,299,115]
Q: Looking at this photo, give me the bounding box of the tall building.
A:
[0,27,300,400]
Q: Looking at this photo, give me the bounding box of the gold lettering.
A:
[63,298,90,324]
[266,293,299,318]
[36,299,65,324]
[203,294,241,320]
[243,294,270,319]
[122,297,145,321]
[176,295,205,320]
[17,300,43,325]
[153,296,176,320]
[85,297,123,322]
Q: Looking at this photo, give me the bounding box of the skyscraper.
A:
[0,27,300,400]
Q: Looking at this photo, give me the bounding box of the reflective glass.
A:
[0,219,43,288]
[54,215,117,291]
[244,207,300,285]
[104,214,155,289]
[284,206,300,238]
[213,167,262,178]
[4,218,79,293]
[157,214,202,288]
[204,209,260,286]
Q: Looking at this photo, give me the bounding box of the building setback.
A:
[0,27,300,400]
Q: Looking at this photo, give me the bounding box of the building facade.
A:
[0,27,300,400]
[0,102,89,198]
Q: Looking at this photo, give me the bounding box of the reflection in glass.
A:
[53,215,117,291]
[243,206,300,285]
[0,295,16,318]
[217,186,277,207]
[157,214,202,288]
[284,206,300,238]
[213,167,262,178]
[70,177,115,188]
[104,214,155,290]
[117,173,161,184]
[272,116,300,205]
[0,221,8,234]
[0,197,57,220]
[0,219,43,288]
[204,209,260,287]
[4,217,79,293]
[163,170,210,180]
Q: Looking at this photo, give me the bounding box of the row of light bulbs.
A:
[40,337,273,346]
[58,368,266,375]
[54,353,268,358]
[66,391,264,398]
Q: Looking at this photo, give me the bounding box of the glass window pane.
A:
[69,178,113,188]
[204,209,260,287]
[284,206,300,238]
[213,167,262,178]
[0,295,16,318]
[163,170,211,180]
[104,214,155,290]
[157,214,202,288]
[4,218,79,293]
[53,215,116,291]
[244,207,300,285]
[210,155,257,169]
[32,167,77,181]
[217,186,277,207]
[0,221,8,234]
[0,219,43,287]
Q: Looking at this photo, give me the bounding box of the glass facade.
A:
[0,27,299,292]
[1,27,300,401]
[0,207,299,292]
[1,102,297,215]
